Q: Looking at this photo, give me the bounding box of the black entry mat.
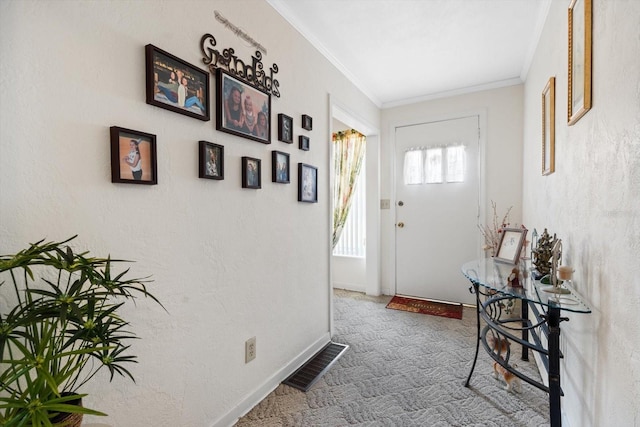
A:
[282,342,349,392]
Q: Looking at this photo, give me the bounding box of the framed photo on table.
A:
[110,126,157,185]
[216,69,271,144]
[567,0,592,125]
[495,228,528,264]
[145,44,210,121]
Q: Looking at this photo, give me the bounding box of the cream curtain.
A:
[332,129,366,249]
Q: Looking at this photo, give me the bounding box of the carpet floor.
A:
[234,289,549,426]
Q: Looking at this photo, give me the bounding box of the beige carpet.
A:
[234,289,549,426]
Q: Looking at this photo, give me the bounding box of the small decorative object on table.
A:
[532,228,556,279]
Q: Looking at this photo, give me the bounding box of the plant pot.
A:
[50,396,83,427]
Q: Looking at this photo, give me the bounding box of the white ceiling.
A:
[268,0,551,108]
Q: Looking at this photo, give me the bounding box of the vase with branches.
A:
[0,236,163,426]
[478,201,513,256]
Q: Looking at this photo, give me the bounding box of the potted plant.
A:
[0,237,163,426]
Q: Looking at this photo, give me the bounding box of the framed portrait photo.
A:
[242,156,261,189]
[298,163,318,203]
[495,228,528,265]
[278,113,293,144]
[302,114,313,131]
[199,141,224,180]
[542,77,556,176]
[110,126,157,185]
[299,135,310,151]
[216,69,271,144]
[567,0,592,125]
[145,44,210,121]
[272,150,290,184]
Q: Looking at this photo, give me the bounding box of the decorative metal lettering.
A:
[201,34,280,98]
[214,11,266,54]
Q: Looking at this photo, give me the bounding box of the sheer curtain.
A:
[403,144,466,185]
[332,129,366,248]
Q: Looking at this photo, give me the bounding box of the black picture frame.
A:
[110,126,158,185]
[278,113,293,144]
[242,157,261,189]
[216,69,271,144]
[199,141,224,180]
[272,150,290,184]
[145,44,210,121]
[302,114,313,131]
[298,163,318,203]
[299,135,310,151]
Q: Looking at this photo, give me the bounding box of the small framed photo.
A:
[272,150,290,184]
[302,114,313,131]
[145,44,210,121]
[242,157,261,189]
[110,126,157,185]
[278,113,293,144]
[216,69,271,144]
[298,163,318,203]
[199,141,224,180]
[542,77,555,176]
[495,228,528,264]
[299,135,310,151]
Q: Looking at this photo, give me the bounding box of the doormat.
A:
[386,295,463,320]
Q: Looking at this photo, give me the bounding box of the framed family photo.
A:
[495,228,528,265]
[299,135,310,151]
[272,150,290,184]
[542,77,555,176]
[567,0,592,125]
[298,163,318,203]
[110,126,157,185]
[242,157,261,189]
[302,114,313,131]
[278,113,293,144]
[199,141,224,180]
[216,69,271,144]
[145,44,210,121]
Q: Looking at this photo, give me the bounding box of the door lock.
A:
[398,201,404,206]
[397,222,405,228]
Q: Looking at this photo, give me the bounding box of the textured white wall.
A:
[0,1,379,426]
[523,1,640,425]
[380,85,525,295]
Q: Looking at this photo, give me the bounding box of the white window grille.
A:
[446,145,465,182]
[402,144,466,185]
[425,147,443,183]
[333,160,366,257]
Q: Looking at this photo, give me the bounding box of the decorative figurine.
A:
[508,267,522,288]
[531,228,556,279]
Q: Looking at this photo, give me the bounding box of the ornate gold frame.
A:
[542,77,556,176]
[567,0,592,125]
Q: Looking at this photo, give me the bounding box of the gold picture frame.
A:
[567,0,592,125]
[542,77,556,176]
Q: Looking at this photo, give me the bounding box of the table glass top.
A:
[461,258,591,314]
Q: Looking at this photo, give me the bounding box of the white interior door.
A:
[395,115,480,304]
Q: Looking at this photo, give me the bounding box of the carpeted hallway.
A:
[235,289,549,426]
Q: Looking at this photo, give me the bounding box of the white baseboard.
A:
[332,282,366,293]
[212,332,331,427]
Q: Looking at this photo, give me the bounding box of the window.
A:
[402,144,466,185]
[333,159,366,257]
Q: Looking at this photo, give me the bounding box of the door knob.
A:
[397,222,405,228]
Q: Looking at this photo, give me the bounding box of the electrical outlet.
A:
[245,337,256,363]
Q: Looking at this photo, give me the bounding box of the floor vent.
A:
[282,342,349,392]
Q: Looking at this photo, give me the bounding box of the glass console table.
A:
[461,258,591,427]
